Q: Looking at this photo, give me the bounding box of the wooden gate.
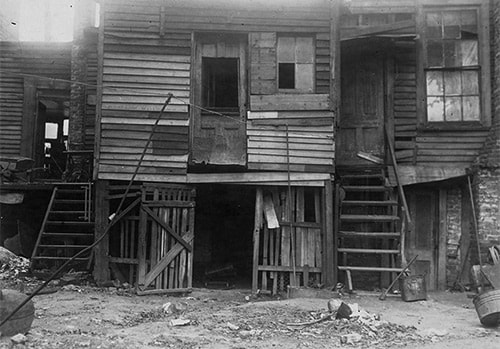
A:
[252,187,323,294]
[136,185,196,295]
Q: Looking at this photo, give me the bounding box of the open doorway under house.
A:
[193,184,256,288]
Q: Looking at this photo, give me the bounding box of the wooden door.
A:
[406,190,439,290]
[337,49,385,166]
[136,185,196,295]
[192,33,247,166]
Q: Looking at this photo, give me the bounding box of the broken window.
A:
[202,57,239,111]
[424,10,480,123]
[277,35,314,93]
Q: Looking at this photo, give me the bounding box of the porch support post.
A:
[252,188,263,293]
[93,179,110,283]
[323,179,335,287]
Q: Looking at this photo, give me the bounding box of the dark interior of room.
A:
[193,184,255,289]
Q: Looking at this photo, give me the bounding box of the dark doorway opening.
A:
[193,184,255,288]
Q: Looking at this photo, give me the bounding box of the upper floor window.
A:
[277,35,314,93]
[424,9,480,123]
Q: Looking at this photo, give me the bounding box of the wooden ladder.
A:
[336,168,403,291]
[30,183,94,271]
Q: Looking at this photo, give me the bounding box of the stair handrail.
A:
[384,124,411,224]
[30,186,59,267]
[384,124,411,267]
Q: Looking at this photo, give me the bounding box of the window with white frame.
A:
[424,9,481,123]
[277,35,315,93]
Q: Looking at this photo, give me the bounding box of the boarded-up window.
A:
[424,10,480,123]
[277,36,314,93]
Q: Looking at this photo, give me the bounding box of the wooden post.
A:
[438,189,447,290]
[323,180,335,287]
[252,188,263,293]
[329,0,340,120]
[137,189,148,288]
[93,180,110,283]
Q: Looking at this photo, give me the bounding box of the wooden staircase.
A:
[30,183,94,271]
[336,168,405,290]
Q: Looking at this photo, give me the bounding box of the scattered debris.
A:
[340,333,362,345]
[226,322,239,330]
[10,333,27,344]
[170,319,191,327]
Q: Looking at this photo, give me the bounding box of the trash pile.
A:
[0,246,29,285]
[157,297,427,347]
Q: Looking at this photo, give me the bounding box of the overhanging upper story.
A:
[1,0,495,187]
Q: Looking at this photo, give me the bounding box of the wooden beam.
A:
[323,179,335,287]
[186,172,331,184]
[340,20,416,41]
[329,0,340,116]
[93,3,105,180]
[438,189,447,291]
[252,188,263,293]
[93,180,111,283]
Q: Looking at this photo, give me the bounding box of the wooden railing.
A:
[30,186,58,267]
[385,124,411,265]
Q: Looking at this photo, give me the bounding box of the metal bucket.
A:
[473,289,500,327]
[399,275,427,302]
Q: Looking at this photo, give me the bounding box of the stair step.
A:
[42,233,94,238]
[53,199,86,204]
[38,245,90,249]
[46,221,94,226]
[31,256,89,261]
[50,211,86,214]
[339,231,400,238]
[343,186,391,192]
[338,248,400,254]
[340,214,400,222]
[342,200,398,206]
[338,266,403,273]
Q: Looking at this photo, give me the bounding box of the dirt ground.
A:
[1,283,499,349]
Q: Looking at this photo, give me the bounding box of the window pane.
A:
[444,71,461,95]
[295,37,314,63]
[45,123,58,139]
[444,40,458,67]
[295,63,314,92]
[427,40,443,67]
[277,37,295,62]
[445,97,462,121]
[427,97,444,121]
[426,71,444,95]
[461,10,478,39]
[463,96,480,121]
[279,63,295,89]
[426,13,442,38]
[462,70,479,94]
[461,40,478,66]
[443,12,460,39]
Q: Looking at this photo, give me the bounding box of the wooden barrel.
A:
[0,289,35,336]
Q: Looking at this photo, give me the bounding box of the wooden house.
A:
[1,0,499,295]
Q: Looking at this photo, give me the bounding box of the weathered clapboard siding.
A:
[99,3,192,181]
[415,131,490,166]
[0,44,23,157]
[393,42,417,163]
[247,111,334,173]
